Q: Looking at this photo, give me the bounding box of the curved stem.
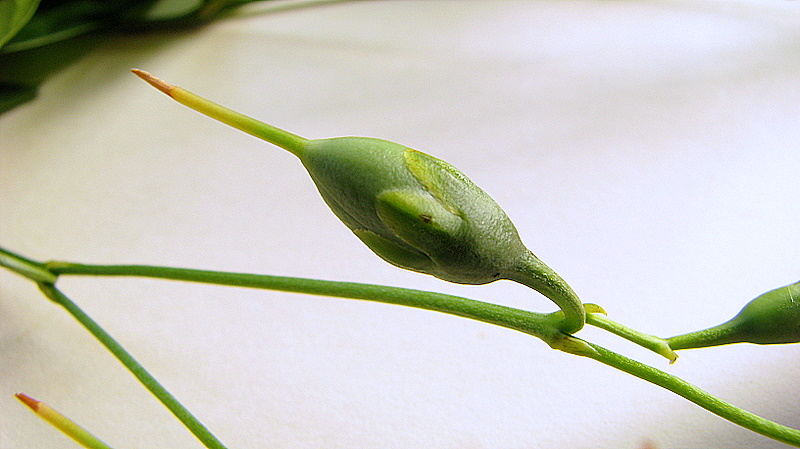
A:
[508,252,585,334]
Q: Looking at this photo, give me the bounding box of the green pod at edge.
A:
[668,280,800,350]
[731,281,800,344]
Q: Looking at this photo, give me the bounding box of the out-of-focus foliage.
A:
[0,0,263,114]
[0,0,41,48]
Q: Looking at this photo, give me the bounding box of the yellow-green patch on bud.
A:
[133,70,585,333]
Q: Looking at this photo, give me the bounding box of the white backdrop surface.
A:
[2,1,800,448]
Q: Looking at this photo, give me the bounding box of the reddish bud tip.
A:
[131,69,176,97]
[15,393,41,411]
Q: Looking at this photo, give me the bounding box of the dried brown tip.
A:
[131,69,176,97]
[15,393,41,412]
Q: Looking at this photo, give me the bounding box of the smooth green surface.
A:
[669,281,800,350]
[148,77,586,333]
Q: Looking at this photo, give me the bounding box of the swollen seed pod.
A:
[668,280,800,350]
[132,70,585,334]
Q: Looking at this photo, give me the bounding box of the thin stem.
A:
[131,69,309,157]
[583,343,800,447]
[668,320,743,350]
[46,260,563,344]
[3,248,799,447]
[0,247,57,283]
[586,311,678,362]
[508,252,585,334]
[44,260,800,447]
[36,283,229,449]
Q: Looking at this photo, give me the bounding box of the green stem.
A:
[46,261,563,344]
[45,260,800,447]
[36,283,229,449]
[668,320,743,350]
[3,248,800,447]
[586,312,678,362]
[583,342,800,447]
[508,252,585,335]
[0,247,57,283]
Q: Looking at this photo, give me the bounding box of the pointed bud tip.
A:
[131,68,175,97]
[15,393,41,411]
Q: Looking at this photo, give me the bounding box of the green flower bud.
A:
[133,70,585,333]
[668,280,800,350]
[303,136,584,332]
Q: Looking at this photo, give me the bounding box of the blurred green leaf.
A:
[144,0,204,20]
[2,1,139,53]
[0,0,267,115]
[0,32,102,111]
[0,0,42,48]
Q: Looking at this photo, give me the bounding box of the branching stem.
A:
[2,247,799,447]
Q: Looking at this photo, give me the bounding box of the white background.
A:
[2,1,800,448]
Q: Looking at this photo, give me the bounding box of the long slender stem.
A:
[45,260,800,447]
[583,343,800,447]
[36,283,229,449]
[46,261,562,343]
[3,248,800,447]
